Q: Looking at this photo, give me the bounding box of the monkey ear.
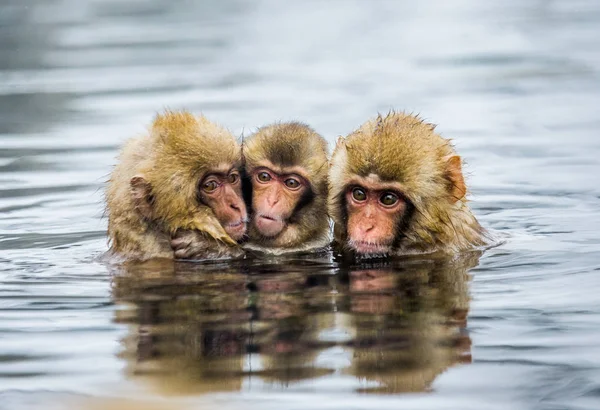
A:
[330,136,346,168]
[130,175,154,219]
[444,155,467,203]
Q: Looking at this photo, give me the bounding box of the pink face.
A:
[198,169,248,241]
[250,167,308,238]
[345,184,407,254]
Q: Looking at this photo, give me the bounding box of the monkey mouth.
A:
[254,213,286,238]
[225,218,248,240]
[348,240,391,256]
[257,213,283,222]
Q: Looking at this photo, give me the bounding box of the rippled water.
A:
[1,1,600,409]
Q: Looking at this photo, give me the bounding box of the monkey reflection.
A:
[111,252,479,395]
[111,261,334,393]
[342,254,477,393]
[112,262,249,394]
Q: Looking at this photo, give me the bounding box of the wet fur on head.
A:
[142,111,242,231]
[106,110,242,260]
[329,111,490,256]
[243,122,331,252]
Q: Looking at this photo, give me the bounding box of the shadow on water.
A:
[110,251,480,395]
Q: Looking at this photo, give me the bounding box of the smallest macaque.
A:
[243,122,330,254]
[329,112,490,257]
[106,111,247,261]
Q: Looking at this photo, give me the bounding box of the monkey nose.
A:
[360,224,375,235]
[231,202,247,218]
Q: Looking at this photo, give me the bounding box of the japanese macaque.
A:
[242,122,330,253]
[105,111,247,261]
[329,112,490,257]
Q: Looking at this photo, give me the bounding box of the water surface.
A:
[1,1,600,409]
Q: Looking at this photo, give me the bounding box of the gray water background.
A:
[1,1,600,409]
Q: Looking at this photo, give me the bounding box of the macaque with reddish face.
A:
[344,182,411,255]
[329,112,490,257]
[243,122,330,254]
[106,110,247,261]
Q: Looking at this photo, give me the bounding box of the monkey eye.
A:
[202,180,219,193]
[257,172,272,183]
[352,187,367,202]
[284,178,301,189]
[380,192,399,207]
[228,173,239,184]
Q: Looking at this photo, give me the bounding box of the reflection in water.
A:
[345,257,475,393]
[111,252,479,394]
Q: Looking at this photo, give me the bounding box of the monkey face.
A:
[197,168,248,241]
[250,167,309,238]
[345,182,408,255]
[328,112,488,258]
[349,269,398,293]
[350,270,398,314]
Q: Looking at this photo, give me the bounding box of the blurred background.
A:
[1,1,600,410]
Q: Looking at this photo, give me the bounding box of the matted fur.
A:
[329,111,490,255]
[105,110,242,260]
[244,122,331,253]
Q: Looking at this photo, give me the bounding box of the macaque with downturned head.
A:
[329,112,490,257]
[242,122,330,254]
[106,110,247,261]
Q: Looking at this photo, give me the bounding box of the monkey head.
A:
[136,111,247,241]
[243,122,330,252]
[107,111,248,260]
[329,112,487,257]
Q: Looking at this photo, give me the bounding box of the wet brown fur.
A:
[329,111,490,255]
[244,122,330,253]
[106,110,243,260]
